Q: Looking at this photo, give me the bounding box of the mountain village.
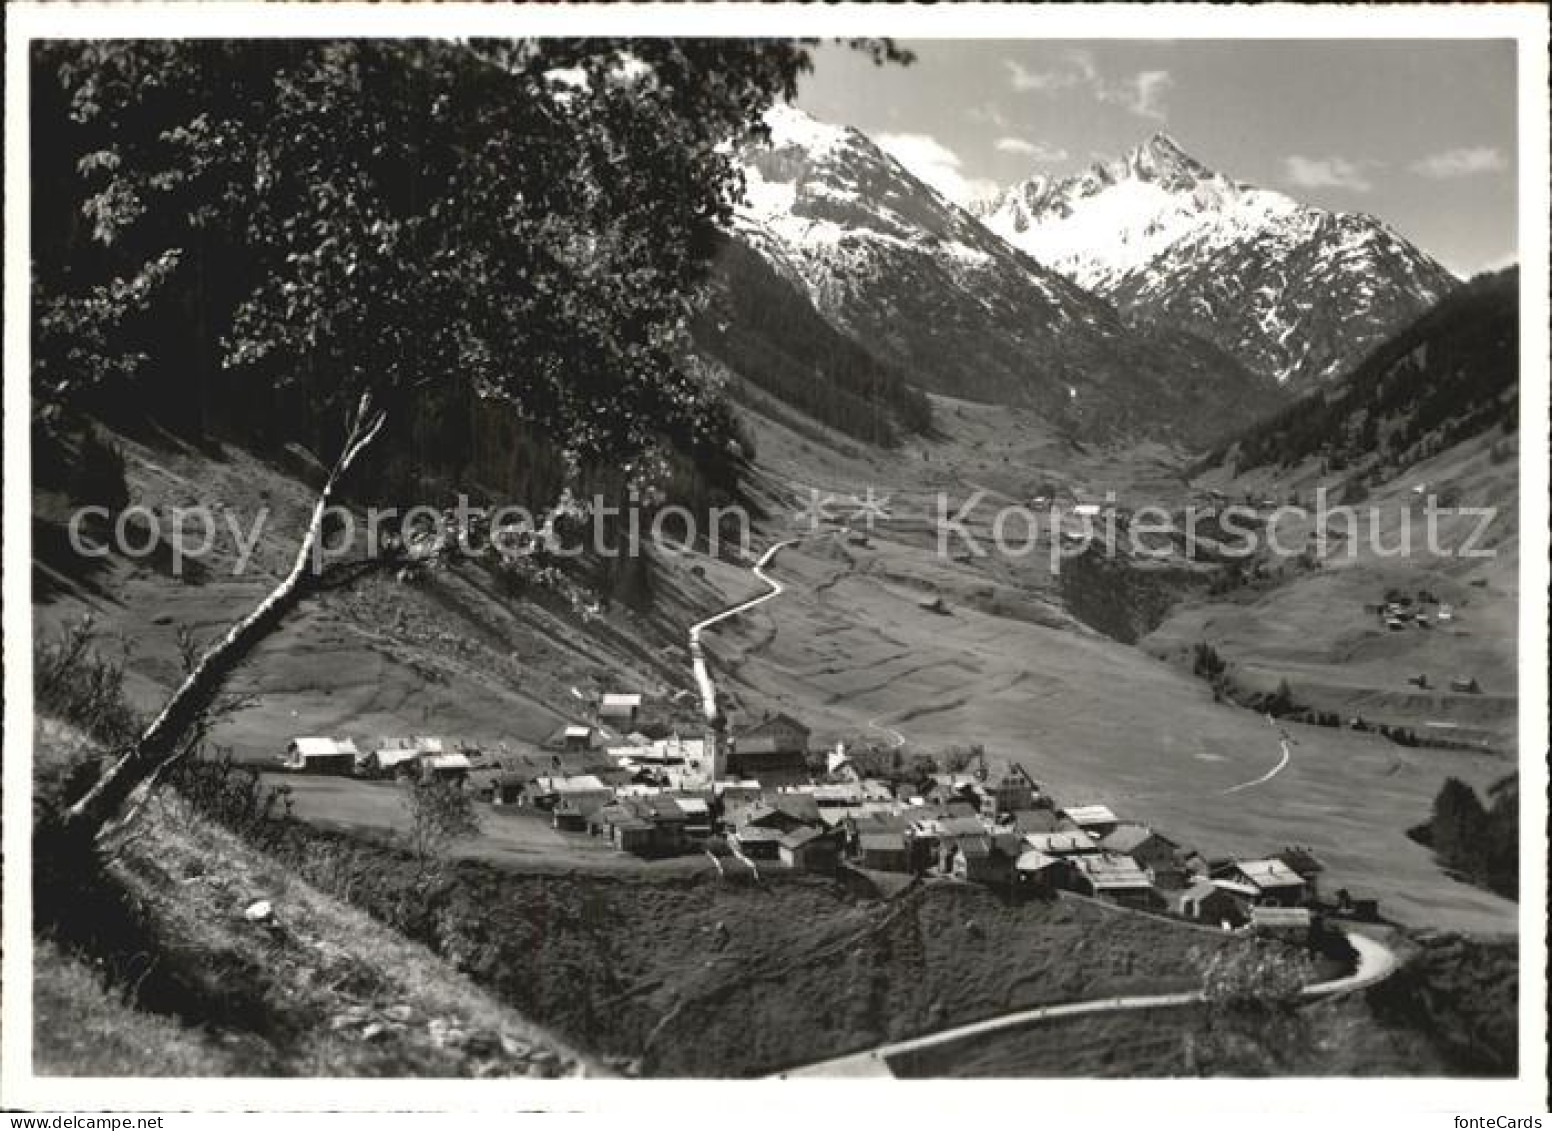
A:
[279,682,1377,946]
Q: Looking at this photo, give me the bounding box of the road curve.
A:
[867,714,907,750]
[776,927,1397,1078]
[688,540,796,725]
[1221,715,1294,795]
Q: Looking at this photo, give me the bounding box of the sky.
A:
[795,40,1518,277]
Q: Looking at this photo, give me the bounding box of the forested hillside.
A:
[694,234,932,447]
[1200,267,1518,483]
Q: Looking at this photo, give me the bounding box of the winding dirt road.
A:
[688,539,796,725]
[776,927,1398,1077]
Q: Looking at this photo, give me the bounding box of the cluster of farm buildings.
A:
[281,691,1375,938]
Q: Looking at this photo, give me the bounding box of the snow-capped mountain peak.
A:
[974,134,1455,385]
[717,105,1282,443]
[973,134,1301,293]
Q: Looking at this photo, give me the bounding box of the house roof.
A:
[601,693,643,709]
[1015,849,1061,873]
[555,793,610,818]
[564,725,595,738]
[853,812,912,834]
[858,831,907,853]
[1074,853,1154,889]
[470,767,525,789]
[1180,878,1226,903]
[372,748,422,768]
[533,773,609,794]
[780,826,830,850]
[1100,824,1171,854]
[291,736,359,757]
[1024,830,1099,855]
[1236,858,1307,889]
[956,831,1023,860]
[1061,804,1119,826]
[732,826,785,845]
[939,816,991,838]
[1251,906,1313,928]
[1008,809,1060,834]
[643,795,686,821]
[424,753,472,771]
[769,792,822,822]
[1212,878,1261,898]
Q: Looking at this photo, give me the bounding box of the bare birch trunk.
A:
[60,395,387,843]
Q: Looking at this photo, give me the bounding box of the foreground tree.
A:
[40,38,908,843]
[402,777,482,874]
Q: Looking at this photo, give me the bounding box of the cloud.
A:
[994,137,1069,162]
[967,103,1010,129]
[876,132,997,206]
[1100,70,1173,121]
[1005,50,1171,121]
[1409,146,1508,179]
[1283,155,1376,193]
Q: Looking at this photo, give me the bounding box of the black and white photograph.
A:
[2,1,1547,1117]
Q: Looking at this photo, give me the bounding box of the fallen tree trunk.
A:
[60,395,387,843]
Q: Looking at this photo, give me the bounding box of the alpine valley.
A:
[29,41,1522,1087]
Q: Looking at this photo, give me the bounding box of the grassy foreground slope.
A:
[242,818,1246,1077]
[34,736,595,1077]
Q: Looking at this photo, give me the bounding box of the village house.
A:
[419,751,473,784]
[281,736,359,776]
[1250,905,1314,941]
[943,831,1024,887]
[1059,804,1120,838]
[778,826,843,872]
[1274,845,1325,900]
[1069,853,1162,910]
[1176,879,1250,929]
[855,829,911,873]
[1004,808,1062,835]
[553,791,612,832]
[1100,824,1188,889]
[923,774,979,808]
[526,772,613,815]
[713,780,765,827]
[1014,849,1069,894]
[468,766,526,805]
[981,763,1040,816]
[590,799,681,855]
[1218,858,1310,906]
[932,815,995,870]
[730,824,785,861]
[544,724,602,754]
[360,745,423,780]
[668,795,713,839]
[730,712,813,785]
[1023,829,1101,858]
[597,692,644,729]
[738,792,823,835]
